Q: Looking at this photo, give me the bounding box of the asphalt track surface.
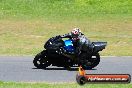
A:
[0,56,131,82]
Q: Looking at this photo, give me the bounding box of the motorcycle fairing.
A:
[64,40,75,53]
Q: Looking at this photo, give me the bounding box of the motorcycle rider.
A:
[57,28,92,55]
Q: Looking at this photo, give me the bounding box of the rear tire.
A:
[33,50,50,69]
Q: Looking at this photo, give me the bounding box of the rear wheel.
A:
[79,53,100,69]
[33,50,51,69]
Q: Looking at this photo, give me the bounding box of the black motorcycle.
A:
[33,36,107,69]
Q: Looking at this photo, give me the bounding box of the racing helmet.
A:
[71,28,81,35]
[71,28,81,40]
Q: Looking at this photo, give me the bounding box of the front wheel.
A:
[79,53,100,69]
[33,50,51,69]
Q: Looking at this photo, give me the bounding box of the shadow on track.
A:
[32,67,96,71]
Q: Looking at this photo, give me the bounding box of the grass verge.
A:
[0,19,131,56]
[0,81,132,88]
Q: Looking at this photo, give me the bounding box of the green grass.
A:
[0,0,132,56]
[0,81,132,88]
[0,0,132,20]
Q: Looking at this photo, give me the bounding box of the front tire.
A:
[80,53,100,69]
[33,50,50,69]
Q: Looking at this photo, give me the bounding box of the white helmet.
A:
[71,28,81,35]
